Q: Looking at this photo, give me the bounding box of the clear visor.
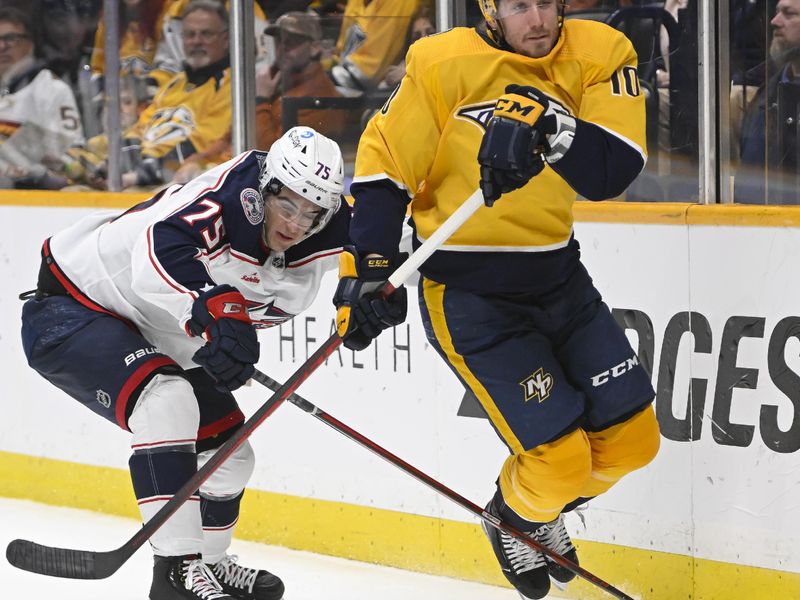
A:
[267,196,325,229]
[498,0,558,19]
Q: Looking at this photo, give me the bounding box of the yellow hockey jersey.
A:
[353,21,646,254]
[130,62,231,168]
[335,0,421,84]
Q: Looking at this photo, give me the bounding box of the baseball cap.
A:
[264,12,322,42]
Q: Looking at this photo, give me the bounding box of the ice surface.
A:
[0,498,554,599]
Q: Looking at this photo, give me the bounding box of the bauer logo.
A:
[96,389,111,408]
[240,188,264,225]
[520,368,554,403]
[124,347,159,367]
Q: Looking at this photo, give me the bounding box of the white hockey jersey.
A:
[0,63,84,175]
[46,151,350,368]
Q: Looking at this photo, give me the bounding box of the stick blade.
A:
[6,539,105,579]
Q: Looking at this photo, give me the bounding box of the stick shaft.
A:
[250,369,634,600]
[6,189,484,581]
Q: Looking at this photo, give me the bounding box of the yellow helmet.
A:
[477,0,502,42]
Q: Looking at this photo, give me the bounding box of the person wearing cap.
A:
[168,10,346,185]
[255,11,346,150]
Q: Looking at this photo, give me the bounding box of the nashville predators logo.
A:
[520,368,554,403]
[454,102,496,132]
[142,106,195,149]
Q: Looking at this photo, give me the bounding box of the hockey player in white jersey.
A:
[20,126,349,600]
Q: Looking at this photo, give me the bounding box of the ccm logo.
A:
[124,347,159,366]
[591,356,640,387]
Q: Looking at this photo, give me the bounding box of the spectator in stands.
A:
[90,0,171,83]
[379,4,435,89]
[38,0,99,80]
[330,0,421,93]
[155,0,270,76]
[65,0,232,191]
[0,7,84,189]
[171,10,345,184]
[85,0,173,139]
[736,0,800,204]
[655,0,687,89]
[256,12,346,148]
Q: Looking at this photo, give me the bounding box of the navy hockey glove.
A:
[188,284,259,391]
[333,246,408,351]
[478,85,574,206]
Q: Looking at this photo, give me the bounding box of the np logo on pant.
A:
[520,368,554,403]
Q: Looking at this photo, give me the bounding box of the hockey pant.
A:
[419,269,661,527]
[21,295,252,561]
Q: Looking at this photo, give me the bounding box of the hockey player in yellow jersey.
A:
[333,1,661,598]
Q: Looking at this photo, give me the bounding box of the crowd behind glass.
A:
[0,0,795,204]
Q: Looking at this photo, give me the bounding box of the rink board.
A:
[0,192,798,600]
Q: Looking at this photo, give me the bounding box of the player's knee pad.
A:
[580,405,660,497]
[198,439,255,499]
[128,373,200,448]
[498,428,592,523]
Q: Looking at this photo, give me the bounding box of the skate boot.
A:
[150,554,235,600]
[482,516,550,600]
[537,513,579,589]
[207,554,285,600]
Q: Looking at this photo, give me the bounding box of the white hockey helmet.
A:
[259,126,344,238]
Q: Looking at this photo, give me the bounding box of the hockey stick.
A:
[5,188,485,580]
[250,369,635,600]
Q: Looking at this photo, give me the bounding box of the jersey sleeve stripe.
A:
[351,172,413,197]
[594,122,647,162]
[287,247,343,268]
[146,225,199,298]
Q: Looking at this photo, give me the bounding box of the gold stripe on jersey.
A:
[354,21,646,252]
[422,277,522,454]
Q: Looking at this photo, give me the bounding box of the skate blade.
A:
[549,576,568,592]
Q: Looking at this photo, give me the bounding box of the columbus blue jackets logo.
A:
[520,368,554,403]
[240,188,264,225]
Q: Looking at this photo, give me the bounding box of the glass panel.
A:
[731,0,800,204]
[0,1,98,191]
[272,3,439,194]
[587,1,701,202]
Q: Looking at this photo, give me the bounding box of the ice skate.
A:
[150,554,235,600]
[537,513,579,589]
[482,509,550,600]
[207,554,285,600]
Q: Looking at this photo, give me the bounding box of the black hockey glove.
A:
[333,246,408,351]
[188,284,259,391]
[478,84,566,206]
